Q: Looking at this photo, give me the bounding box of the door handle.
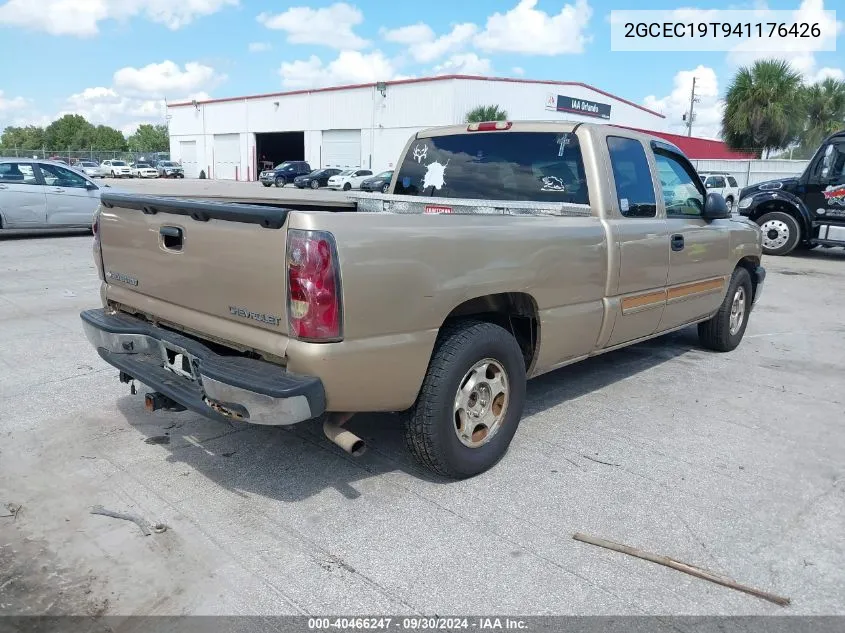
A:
[52,188,65,192]
[159,225,183,250]
[0,184,7,190]
[671,234,685,251]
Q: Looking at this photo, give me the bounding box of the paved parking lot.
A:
[1,222,844,617]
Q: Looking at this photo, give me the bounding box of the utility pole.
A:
[685,76,699,137]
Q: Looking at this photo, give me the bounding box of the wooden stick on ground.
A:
[572,532,790,607]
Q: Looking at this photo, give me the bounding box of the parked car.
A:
[359,170,394,193]
[101,160,132,178]
[738,128,845,255]
[131,162,159,178]
[327,168,373,191]
[79,121,764,479]
[259,161,312,187]
[698,172,741,213]
[75,160,105,179]
[293,168,342,189]
[0,158,102,229]
[156,161,184,178]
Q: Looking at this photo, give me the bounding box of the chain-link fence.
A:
[0,148,171,165]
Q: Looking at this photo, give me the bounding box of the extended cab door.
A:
[651,142,731,332]
[602,135,670,347]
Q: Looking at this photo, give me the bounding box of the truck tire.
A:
[757,211,800,256]
[404,320,527,479]
[698,266,753,352]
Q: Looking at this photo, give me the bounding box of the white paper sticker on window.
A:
[620,198,630,212]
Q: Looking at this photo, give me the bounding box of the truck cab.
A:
[738,129,845,255]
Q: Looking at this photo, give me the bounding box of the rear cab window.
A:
[393,131,590,204]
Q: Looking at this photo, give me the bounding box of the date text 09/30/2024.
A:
[308,617,528,630]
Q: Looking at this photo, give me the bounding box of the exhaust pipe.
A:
[323,413,366,457]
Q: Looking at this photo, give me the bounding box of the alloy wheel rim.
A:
[453,358,509,448]
[760,220,790,250]
[729,286,746,335]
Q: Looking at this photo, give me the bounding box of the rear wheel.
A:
[382,183,390,193]
[757,211,801,256]
[311,179,320,189]
[725,197,734,213]
[404,320,527,479]
[698,267,753,352]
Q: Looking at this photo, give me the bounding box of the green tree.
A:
[721,59,806,157]
[44,114,96,150]
[126,124,169,152]
[797,77,845,157]
[0,125,46,151]
[465,105,508,123]
[92,124,127,151]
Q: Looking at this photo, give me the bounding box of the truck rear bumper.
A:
[80,308,326,426]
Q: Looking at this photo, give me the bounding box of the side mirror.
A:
[702,192,730,220]
[85,181,98,190]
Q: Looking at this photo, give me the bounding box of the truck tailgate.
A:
[98,193,292,351]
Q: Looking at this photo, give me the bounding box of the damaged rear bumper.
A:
[80,308,325,426]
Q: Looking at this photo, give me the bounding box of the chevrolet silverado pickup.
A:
[80,121,765,479]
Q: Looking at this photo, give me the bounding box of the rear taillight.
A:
[286,229,342,341]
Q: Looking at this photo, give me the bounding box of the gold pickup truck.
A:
[80,121,765,478]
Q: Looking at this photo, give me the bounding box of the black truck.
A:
[738,129,845,256]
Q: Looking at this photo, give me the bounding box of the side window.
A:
[653,150,705,218]
[712,176,726,188]
[39,164,90,189]
[727,175,738,187]
[606,136,656,218]
[0,162,39,185]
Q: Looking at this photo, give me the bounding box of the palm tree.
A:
[721,59,806,157]
[798,77,845,156]
[465,105,508,123]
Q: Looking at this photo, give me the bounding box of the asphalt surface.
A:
[1,194,844,616]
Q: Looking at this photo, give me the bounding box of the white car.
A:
[101,159,133,178]
[74,160,105,178]
[130,162,159,178]
[699,172,741,213]
[327,168,373,191]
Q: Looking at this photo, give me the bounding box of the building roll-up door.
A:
[179,140,198,178]
[213,133,240,180]
[321,130,361,169]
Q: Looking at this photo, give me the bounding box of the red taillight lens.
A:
[467,121,512,132]
[287,229,342,341]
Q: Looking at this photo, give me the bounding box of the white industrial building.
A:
[166,74,671,180]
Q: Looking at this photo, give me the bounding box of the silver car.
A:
[0,158,102,230]
[75,160,105,178]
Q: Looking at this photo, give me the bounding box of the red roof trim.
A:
[621,126,759,160]
[168,74,665,119]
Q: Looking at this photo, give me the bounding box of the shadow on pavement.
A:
[114,325,700,503]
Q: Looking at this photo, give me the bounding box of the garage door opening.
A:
[255,132,305,175]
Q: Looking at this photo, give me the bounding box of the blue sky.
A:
[0,0,841,138]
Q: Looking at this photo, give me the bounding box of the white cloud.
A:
[0,0,238,36]
[810,67,844,82]
[0,90,27,113]
[248,41,271,53]
[258,3,368,50]
[433,54,493,76]
[643,66,724,139]
[278,51,397,89]
[113,60,224,97]
[512,66,525,76]
[474,0,593,55]
[380,23,434,45]
[62,86,165,130]
[382,22,477,63]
